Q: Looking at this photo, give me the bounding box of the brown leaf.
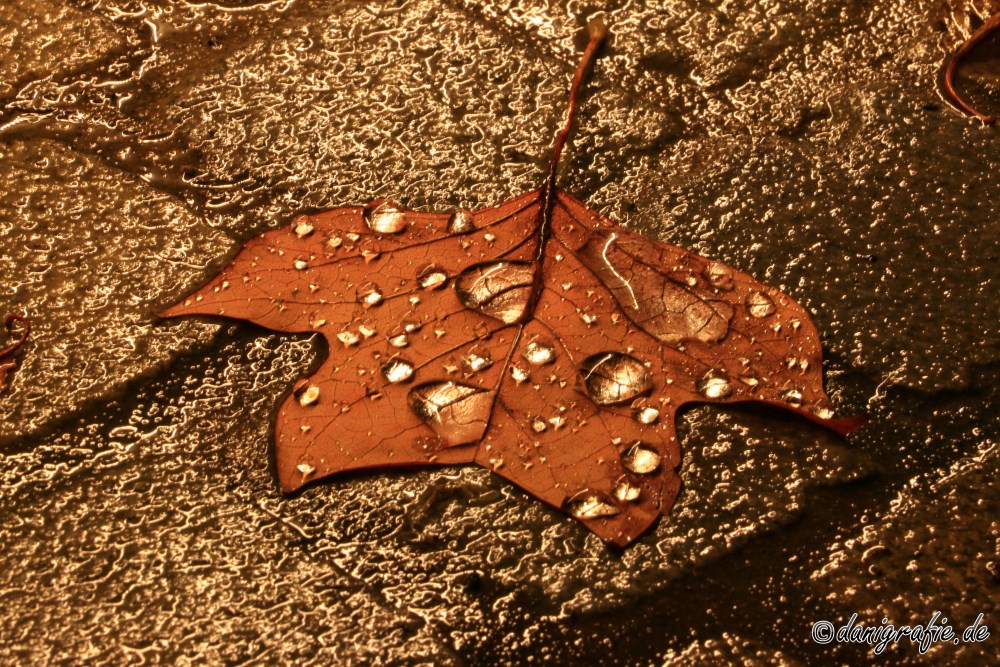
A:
[161,19,865,547]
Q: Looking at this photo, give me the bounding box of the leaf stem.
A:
[536,17,608,261]
[941,12,1000,125]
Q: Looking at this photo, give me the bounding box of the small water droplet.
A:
[462,351,493,373]
[579,352,652,405]
[359,322,377,338]
[389,333,409,348]
[699,370,733,398]
[612,478,641,502]
[294,259,309,270]
[381,357,415,384]
[747,291,776,318]
[363,199,408,234]
[357,282,383,308]
[296,462,316,477]
[297,384,320,406]
[337,330,360,347]
[294,220,314,238]
[566,493,620,519]
[418,265,448,290]
[531,418,547,433]
[621,442,661,474]
[522,341,556,365]
[812,406,834,419]
[782,388,804,408]
[447,210,475,234]
[402,318,422,333]
[703,262,734,290]
[738,372,761,387]
[328,236,343,249]
[510,366,529,384]
[631,401,660,424]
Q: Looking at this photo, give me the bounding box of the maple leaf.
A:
[161,20,865,547]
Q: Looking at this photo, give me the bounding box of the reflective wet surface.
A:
[1,0,998,663]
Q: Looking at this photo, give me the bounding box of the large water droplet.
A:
[381,357,415,384]
[522,341,556,366]
[418,265,448,290]
[363,199,408,234]
[621,442,661,474]
[612,478,641,502]
[447,210,475,234]
[697,370,733,399]
[747,291,776,318]
[408,381,492,446]
[357,282,383,308]
[454,261,537,324]
[566,493,620,519]
[462,351,493,373]
[579,352,652,405]
[297,384,320,407]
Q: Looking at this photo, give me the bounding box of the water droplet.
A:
[510,366,529,384]
[294,220,314,238]
[418,265,448,290]
[631,401,660,424]
[812,406,834,419]
[621,442,661,474]
[782,388,804,408]
[357,282,383,308]
[747,291,776,318]
[447,209,475,234]
[697,371,733,399]
[359,322,377,338]
[381,357,415,384]
[294,259,309,270]
[402,318,422,333]
[363,199,408,234]
[579,352,652,405]
[531,418,547,433]
[703,262,734,290]
[296,462,316,477]
[566,493,620,519]
[738,372,761,387]
[462,351,493,373]
[612,478,641,502]
[337,330,360,347]
[389,333,409,348]
[522,341,555,365]
[297,384,320,406]
[408,381,492,446]
[454,261,537,324]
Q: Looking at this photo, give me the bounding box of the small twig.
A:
[941,12,1000,124]
[0,314,30,359]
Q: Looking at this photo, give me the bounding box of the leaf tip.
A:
[820,412,870,437]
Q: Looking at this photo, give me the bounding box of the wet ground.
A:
[1,0,998,664]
